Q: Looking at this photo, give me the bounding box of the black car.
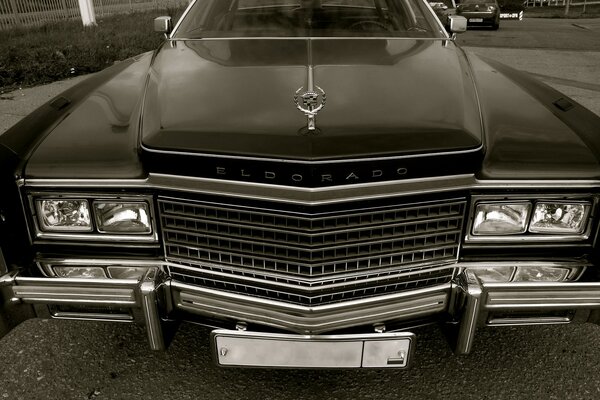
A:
[457,0,501,29]
[0,0,599,369]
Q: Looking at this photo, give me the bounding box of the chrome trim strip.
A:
[37,259,163,267]
[151,174,468,205]
[169,0,196,38]
[171,281,450,333]
[14,276,143,286]
[173,280,451,313]
[10,275,141,306]
[169,37,461,42]
[484,283,600,309]
[51,312,134,322]
[487,316,572,326]
[22,175,600,206]
[140,144,483,165]
[12,286,136,305]
[168,261,456,290]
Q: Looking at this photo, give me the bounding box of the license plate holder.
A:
[211,330,415,368]
[470,18,484,22]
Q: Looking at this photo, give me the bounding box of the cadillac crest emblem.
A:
[294,85,326,131]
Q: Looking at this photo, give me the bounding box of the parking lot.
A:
[0,17,599,400]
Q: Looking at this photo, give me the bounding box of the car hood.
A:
[141,38,483,160]
[19,39,600,185]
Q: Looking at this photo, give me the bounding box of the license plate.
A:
[469,18,483,22]
[211,330,415,368]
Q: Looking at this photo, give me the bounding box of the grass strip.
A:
[0,7,183,92]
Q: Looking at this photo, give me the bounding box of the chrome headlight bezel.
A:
[29,193,157,243]
[466,195,595,243]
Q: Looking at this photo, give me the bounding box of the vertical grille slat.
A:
[159,196,466,306]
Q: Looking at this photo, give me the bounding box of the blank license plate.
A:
[211,330,414,368]
[470,18,484,22]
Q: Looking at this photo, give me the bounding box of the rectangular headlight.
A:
[529,202,590,234]
[472,203,530,235]
[94,202,152,234]
[36,199,92,232]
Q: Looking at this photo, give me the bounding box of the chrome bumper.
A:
[3,268,600,355]
[0,269,166,350]
[452,270,600,354]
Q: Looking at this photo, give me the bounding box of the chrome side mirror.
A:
[154,16,173,35]
[448,15,467,34]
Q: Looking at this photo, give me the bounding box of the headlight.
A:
[94,202,152,233]
[31,194,155,241]
[36,199,92,232]
[472,203,530,235]
[529,202,589,234]
[470,198,592,240]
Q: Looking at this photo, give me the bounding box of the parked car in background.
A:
[457,0,500,29]
[428,0,457,30]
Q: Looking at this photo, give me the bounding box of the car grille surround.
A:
[159,195,466,306]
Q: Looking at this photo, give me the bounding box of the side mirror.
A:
[448,15,467,33]
[154,16,173,35]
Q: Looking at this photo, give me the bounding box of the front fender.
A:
[466,52,600,180]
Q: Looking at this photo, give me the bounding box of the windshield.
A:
[174,0,441,39]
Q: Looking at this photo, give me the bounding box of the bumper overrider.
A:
[2,264,600,368]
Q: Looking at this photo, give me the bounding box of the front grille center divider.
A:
[159,195,466,306]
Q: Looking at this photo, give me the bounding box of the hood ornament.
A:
[294,58,326,131]
[294,85,326,131]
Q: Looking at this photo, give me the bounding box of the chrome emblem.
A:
[294,85,326,131]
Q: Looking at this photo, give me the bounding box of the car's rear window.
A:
[174,0,441,38]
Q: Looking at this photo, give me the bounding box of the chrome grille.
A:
[159,196,466,306]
